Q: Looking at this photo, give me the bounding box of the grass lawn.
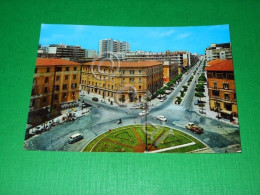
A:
[83,125,207,153]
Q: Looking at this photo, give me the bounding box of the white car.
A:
[139,110,149,116]
[157,115,167,121]
[159,98,166,102]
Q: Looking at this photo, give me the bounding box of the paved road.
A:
[24,59,241,153]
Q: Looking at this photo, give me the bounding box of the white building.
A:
[99,38,130,59]
[205,43,232,62]
[85,49,97,58]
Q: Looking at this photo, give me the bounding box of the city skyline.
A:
[39,24,231,54]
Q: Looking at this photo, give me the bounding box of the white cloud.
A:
[176,32,191,40]
[148,30,175,38]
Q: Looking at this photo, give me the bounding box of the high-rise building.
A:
[205,43,232,62]
[99,39,130,59]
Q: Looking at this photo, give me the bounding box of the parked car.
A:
[165,90,171,94]
[156,115,167,121]
[68,133,84,144]
[139,110,149,116]
[159,98,166,102]
[92,97,98,102]
[157,94,166,99]
[185,123,204,134]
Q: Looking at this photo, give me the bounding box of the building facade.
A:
[81,61,163,103]
[125,50,192,68]
[163,61,179,83]
[38,44,86,61]
[85,49,97,58]
[98,39,130,59]
[30,58,81,112]
[205,43,232,62]
[205,59,238,119]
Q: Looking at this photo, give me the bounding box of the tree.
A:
[182,85,188,91]
[195,92,205,101]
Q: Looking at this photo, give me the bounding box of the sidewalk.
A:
[191,74,239,127]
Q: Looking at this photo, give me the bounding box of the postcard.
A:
[24,24,241,153]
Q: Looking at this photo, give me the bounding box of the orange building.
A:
[163,61,179,83]
[30,58,81,113]
[205,59,238,119]
[81,61,163,103]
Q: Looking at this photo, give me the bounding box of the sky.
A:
[39,24,231,54]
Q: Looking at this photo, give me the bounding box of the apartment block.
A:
[81,61,163,103]
[30,58,81,113]
[205,43,232,62]
[205,59,238,119]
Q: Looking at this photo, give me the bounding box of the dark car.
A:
[92,97,98,102]
[186,123,204,134]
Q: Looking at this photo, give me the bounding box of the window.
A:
[139,78,141,82]
[234,93,236,99]
[73,74,76,79]
[207,73,213,78]
[139,70,142,74]
[45,77,49,83]
[212,90,219,96]
[63,84,67,90]
[123,78,126,82]
[122,70,125,74]
[130,78,135,82]
[43,97,47,103]
[112,85,113,90]
[47,68,50,72]
[216,73,223,79]
[65,75,68,80]
[213,82,217,89]
[227,73,234,80]
[34,68,38,73]
[63,93,67,98]
[130,70,135,74]
[56,67,62,72]
[74,67,77,71]
[223,83,229,89]
[55,85,60,91]
[224,93,229,100]
[223,73,227,78]
[112,78,114,82]
[54,94,58,100]
[139,86,141,90]
[56,76,60,81]
[33,78,37,85]
[66,67,69,71]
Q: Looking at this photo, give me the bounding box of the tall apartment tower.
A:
[99,39,130,58]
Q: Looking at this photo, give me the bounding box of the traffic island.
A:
[83,125,207,153]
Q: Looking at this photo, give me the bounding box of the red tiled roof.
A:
[84,60,162,68]
[36,58,81,66]
[205,59,233,72]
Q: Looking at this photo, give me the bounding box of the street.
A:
[24,59,241,153]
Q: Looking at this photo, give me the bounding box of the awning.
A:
[221,110,232,115]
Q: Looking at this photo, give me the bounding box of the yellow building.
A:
[30,58,81,112]
[81,61,163,103]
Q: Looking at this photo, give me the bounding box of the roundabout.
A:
[83,125,207,153]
